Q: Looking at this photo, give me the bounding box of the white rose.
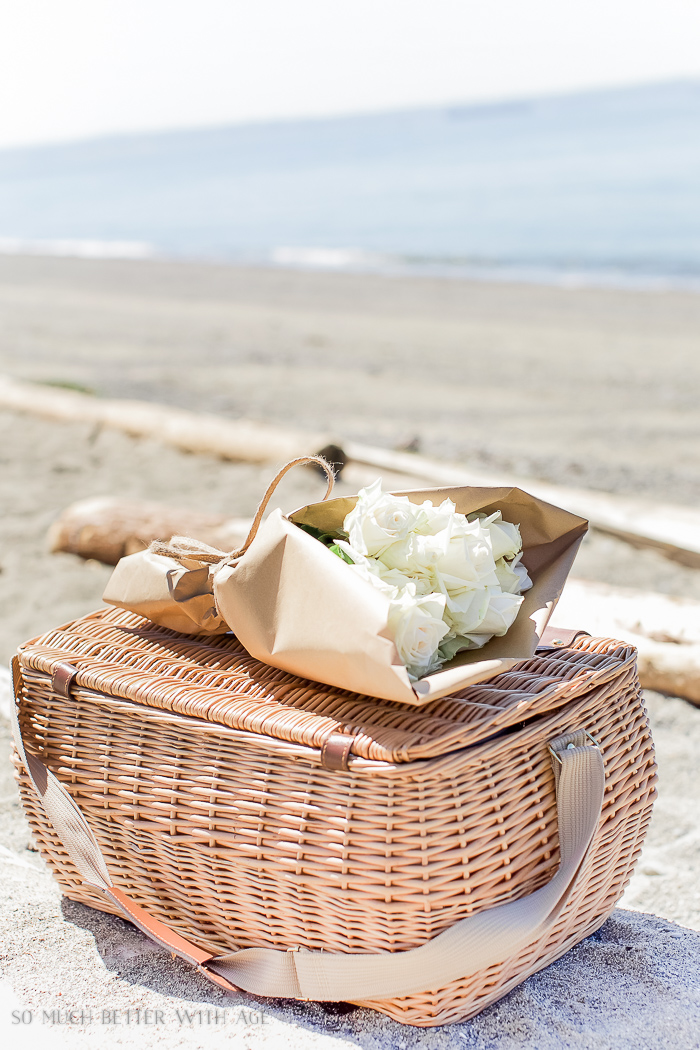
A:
[344,480,427,557]
[439,583,491,636]
[333,483,529,677]
[368,559,434,596]
[494,553,533,595]
[347,550,436,604]
[349,561,401,600]
[438,634,484,662]
[413,497,459,536]
[436,530,498,586]
[470,591,523,638]
[378,533,433,576]
[475,511,522,561]
[379,523,498,589]
[433,515,500,583]
[388,590,449,678]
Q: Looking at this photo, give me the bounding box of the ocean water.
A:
[1,81,699,288]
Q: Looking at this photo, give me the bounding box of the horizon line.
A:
[1,75,697,156]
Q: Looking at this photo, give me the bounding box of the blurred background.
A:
[2,0,700,651]
[2,2,700,282]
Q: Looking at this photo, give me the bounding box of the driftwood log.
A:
[48,497,251,565]
[555,578,700,705]
[556,578,700,647]
[0,373,333,465]
[4,372,700,568]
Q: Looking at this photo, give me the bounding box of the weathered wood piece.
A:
[48,497,251,565]
[4,372,700,568]
[0,374,331,464]
[555,578,700,704]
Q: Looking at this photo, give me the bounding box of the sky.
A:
[1,1,700,149]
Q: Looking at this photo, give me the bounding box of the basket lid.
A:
[19,606,635,764]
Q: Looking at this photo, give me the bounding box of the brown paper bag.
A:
[103,458,587,705]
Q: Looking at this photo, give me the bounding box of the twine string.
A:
[150,456,335,565]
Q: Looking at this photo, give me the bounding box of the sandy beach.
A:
[2,254,700,1046]
[3,253,700,503]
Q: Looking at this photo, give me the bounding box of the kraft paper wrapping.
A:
[103,485,587,706]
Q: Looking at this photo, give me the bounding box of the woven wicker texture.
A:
[22,607,642,763]
[14,607,657,1026]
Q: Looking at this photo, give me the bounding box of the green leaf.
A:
[297,524,324,540]
[296,523,352,562]
[328,544,354,565]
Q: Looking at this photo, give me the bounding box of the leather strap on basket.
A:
[11,660,240,994]
[11,656,605,1003]
[537,625,591,651]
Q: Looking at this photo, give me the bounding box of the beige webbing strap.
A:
[11,657,604,1003]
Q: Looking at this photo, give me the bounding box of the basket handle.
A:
[11,656,604,1003]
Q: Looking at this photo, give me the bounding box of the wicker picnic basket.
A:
[12,605,656,1027]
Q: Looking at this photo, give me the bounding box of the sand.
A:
[2,254,700,1046]
[2,253,700,504]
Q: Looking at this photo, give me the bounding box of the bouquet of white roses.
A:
[300,480,532,680]
[105,459,587,706]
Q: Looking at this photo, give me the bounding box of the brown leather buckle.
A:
[537,626,590,653]
[320,732,355,771]
[52,662,79,698]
